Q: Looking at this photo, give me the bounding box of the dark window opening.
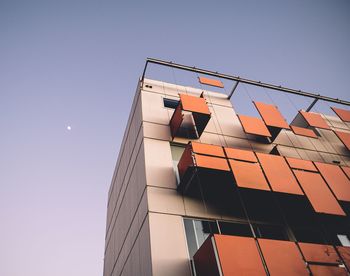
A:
[253,224,289,241]
[219,221,252,237]
[163,98,179,109]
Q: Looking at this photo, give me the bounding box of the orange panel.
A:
[179,94,210,115]
[334,130,350,151]
[293,170,346,216]
[286,157,317,172]
[309,265,347,276]
[169,104,184,138]
[299,111,331,130]
[258,239,309,276]
[341,166,350,179]
[214,235,266,276]
[336,246,350,270]
[332,107,350,122]
[290,125,318,138]
[256,153,303,195]
[254,101,290,129]
[193,236,220,276]
[238,115,272,137]
[195,154,230,171]
[298,242,340,264]
[224,147,257,162]
[315,162,350,202]
[177,144,194,179]
[192,142,225,157]
[229,159,270,191]
[198,77,224,88]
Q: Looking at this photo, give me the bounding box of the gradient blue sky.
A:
[1,1,350,275]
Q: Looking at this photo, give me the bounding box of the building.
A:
[103,59,350,276]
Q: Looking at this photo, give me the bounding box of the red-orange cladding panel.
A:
[286,157,318,172]
[194,154,230,172]
[298,242,340,264]
[193,236,220,276]
[214,235,266,276]
[331,107,350,122]
[169,104,184,137]
[341,166,350,179]
[290,125,318,138]
[299,111,331,129]
[334,130,350,151]
[177,144,194,179]
[198,77,224,88]
[336,246,350,270]
[224,147,257,162]
[191,142,225,157]
[315,162,350,202]
[308,265,347,276]
[293,170,346,216]
[229,159,270,191]
[179,94,210,114]
[256,153,303,195]
[238,115,272,137]
[254,101,290,129]
[257,239,309,276]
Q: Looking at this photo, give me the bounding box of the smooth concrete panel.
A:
[139,216,153,276]
[149,213,192,276]
[141,90,170,125]
[147,186,185,216]
[144,138,177,189]
[202,91,232,108]
[143,122,171,141]
[199,132,226,146]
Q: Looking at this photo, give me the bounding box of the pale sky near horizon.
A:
[1,1,350,275]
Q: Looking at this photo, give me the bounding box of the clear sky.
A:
[1,0,350,275]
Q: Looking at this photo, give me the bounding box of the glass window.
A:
[183,218,219,258]
[337,234,350,246]
[163,98,179,109]
[253,224,289,241]
[219,221,252,237]
[170,144,185,184]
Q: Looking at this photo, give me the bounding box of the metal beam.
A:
[142,58,350,106]
[306,98,319,112]
[228,81,240,99]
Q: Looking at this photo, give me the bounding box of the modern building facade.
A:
[103,59,350,276]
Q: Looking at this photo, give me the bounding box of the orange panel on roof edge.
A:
[224,147,257,162]
[214,235,266,276]
[194,154,230,172]
[286,157,317,172]
[315,162,350,202]
[198,77,224,88]
[293,170,346,216]
[308,265,347,276]
[258,239,309,276]
[332,107,350,123]
[299,111,331,130]
[334,130,350,151]
[229,159,270,191]
[254,101,290,129]
[298,242,340,264]
[179,93,210,114]
[238,115,272,137]
[191,142,225,157]
[256,153,303,195]
[290,125,318,138]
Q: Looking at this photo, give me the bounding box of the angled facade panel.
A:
[290,125,318,138]
[229,159,270,191]
[254,101,290,129]
[256,153,303,195]
[315,162,350,202]
[332,107,350,123]
[224,147,257,162]
[334,130,350,151]
[298,242,340,264]
[286,157,318,172]
[293,170,346,216]
[238,115,272,137]
[257,239,309,276]
[198,77,224,88]
[299,111,331,130]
